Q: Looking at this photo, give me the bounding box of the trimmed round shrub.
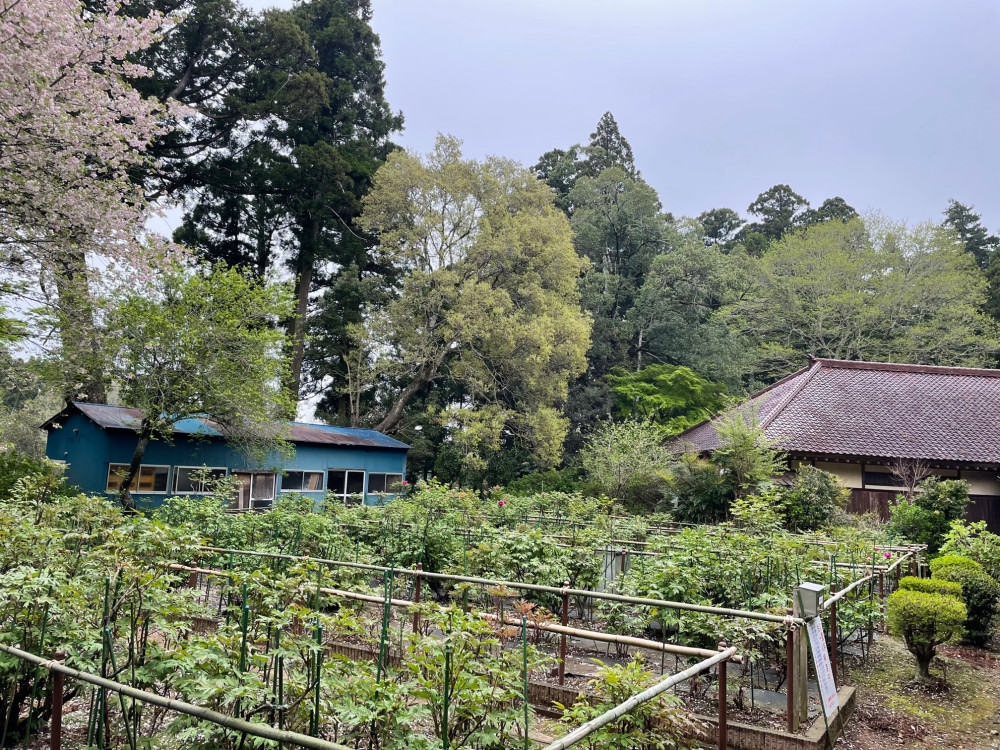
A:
[930,554,984,579]
[935,567,1000,647]
[887,589,966,682]
[898,576,963,597]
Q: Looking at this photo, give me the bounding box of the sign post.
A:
[806,617,839,720]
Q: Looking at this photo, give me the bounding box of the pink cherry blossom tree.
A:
[0,0,173,399]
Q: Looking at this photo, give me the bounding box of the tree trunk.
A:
[285,218,318,406]
[375,346,451,434]
[116,420,153,512]
[911,643,935,682]
[52,246,106,403]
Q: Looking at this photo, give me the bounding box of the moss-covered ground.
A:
[840,636,1000,749]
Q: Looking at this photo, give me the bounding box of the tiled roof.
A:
[673,358,1000,464]
[44,403,410,450]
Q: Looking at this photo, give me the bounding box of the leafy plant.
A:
[940,521,1000,580]
[898,577,962,597]
[887,589,966,682]
[780,467,849,531]
[555,658,704,749]
[933,567,1000,647]
[887,478,970,553]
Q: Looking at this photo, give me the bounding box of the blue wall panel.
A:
[45,412,407,509]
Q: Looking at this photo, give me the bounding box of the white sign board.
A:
[806,617,839,719]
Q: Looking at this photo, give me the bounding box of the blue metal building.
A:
[43,403,409,510]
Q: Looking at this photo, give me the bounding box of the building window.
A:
[282,471,324,492]
[367,473,404,494]
[232,471,276,511]
[327,469,365,505]
[173,466,228,494]
[862,471,903,489]
[106,464,170,494]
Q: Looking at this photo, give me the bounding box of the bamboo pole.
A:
[168,562,744,663]
[191,550,805,625]
[0,643,350,750]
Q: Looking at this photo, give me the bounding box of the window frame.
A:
[105,464,171,494]
[367,472,405,495]
[327,468,366,505]
[172,466,229,495]
[281,470,326,492]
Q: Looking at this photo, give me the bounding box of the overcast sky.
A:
[245,0,999,229]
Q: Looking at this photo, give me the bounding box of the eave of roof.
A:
[43,402,410,450]
[671,357,1000,464]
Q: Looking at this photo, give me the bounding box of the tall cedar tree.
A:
[132,0,401,407]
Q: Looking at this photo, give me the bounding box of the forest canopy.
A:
[1,0,999,489]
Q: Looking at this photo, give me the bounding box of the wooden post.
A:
[878,571,884,598]
[791,593,808,730]
[829,600,838,687]
[558,582,569,686]
[717,641,728,750]
[620,547,627,578]
[785,617,794,734]
[909,554,917,578]
[412,563,422,634]
[50,650,65,750]
[188,558,198,589]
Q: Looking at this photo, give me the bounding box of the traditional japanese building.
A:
[673,358,1000,531]
[43,402,409,510]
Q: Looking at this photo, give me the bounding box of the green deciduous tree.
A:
[580,420,671,508]
[697,207,744,248]
[887,589,966,682]
[725,216,1000,381]
[106,265,295,509]
[355,135,591,469]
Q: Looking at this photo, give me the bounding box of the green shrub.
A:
[887,589,966,681]
[934,568,1000,647]
[898,577,963,597]
[663,453,733,523]
[506,468,582,496]
[556,659,703,749]
[887,478,970,553]
[780,466,850,531]
[940,521,1000,581]
[930,554,983,579]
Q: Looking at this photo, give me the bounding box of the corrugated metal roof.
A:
[673,358,1000,464]
[50,403,409,450]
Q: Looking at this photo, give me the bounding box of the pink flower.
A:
[883,551,891,559]
[498,500,506,507]
[401,480,409,486]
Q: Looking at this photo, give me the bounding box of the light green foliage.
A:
[580,420,672,508]
[729,491,785,535]
[887,589,966,681]
[107,265,296,508]
[929,554,983,578]
[711,408,786,498]
[606,364,727,434]
[933,565,1000,647]
[357,135,591,468]
[898,577,963,597]
[888,478,971,553]
[780,466,850,531]
[405,608,551,749]
[940,521,1000,580]
[724,216,1000,381]
[556,659,703,749]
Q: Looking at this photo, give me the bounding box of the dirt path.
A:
[839,637,1000,749]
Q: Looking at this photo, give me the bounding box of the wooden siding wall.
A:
[847,489,1000,534]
